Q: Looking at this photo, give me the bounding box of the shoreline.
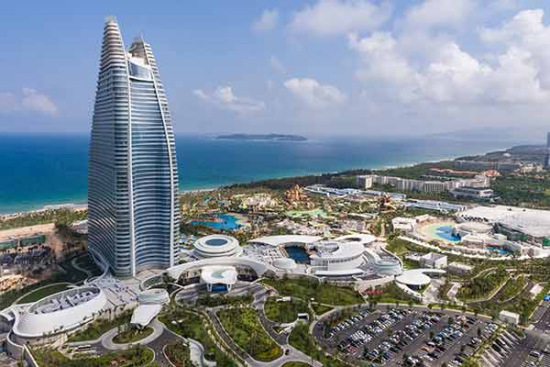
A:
[0,148,504,218]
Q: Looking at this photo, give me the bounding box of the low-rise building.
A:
[498,310,520,325]
[392,217,417,232]
[419,253,447,269]
[451,187,494,200]
[447,262,474,275]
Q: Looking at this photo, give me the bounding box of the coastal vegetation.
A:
[262,277,364,306]
[0,208,87,230]
[264,297,309,323]
[217,307,283,362]
[31,345,154,367]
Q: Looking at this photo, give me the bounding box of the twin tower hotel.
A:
[88,17,180,277]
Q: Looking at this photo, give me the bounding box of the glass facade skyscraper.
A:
[89,17,179,277]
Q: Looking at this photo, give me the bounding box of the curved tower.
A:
[89,17,179,277]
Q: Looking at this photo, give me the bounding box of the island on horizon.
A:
[215,133,308,142]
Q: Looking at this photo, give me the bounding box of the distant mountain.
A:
[216,133,307,142]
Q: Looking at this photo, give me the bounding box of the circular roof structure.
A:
[13,286,107,339]
[457,222,493,234]
[193,235,242,259]
[396,269,446,287]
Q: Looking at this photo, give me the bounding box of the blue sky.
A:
[1,0,550,138]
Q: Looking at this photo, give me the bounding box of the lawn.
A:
[262,277,363,306]
[218,308,283,362]
[16,283,71,304]
[68,312,132,342]
[113,326,153,344]
[31,345,154,367]
[264,297,309,323]
[159,307,236,366]
[282,363,311,367]
[164,342,192,367]
[311,303,333,316]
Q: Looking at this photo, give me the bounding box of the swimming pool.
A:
[486,246,513,255]
[190,213,242,231]
[419,222,461,243]
[434,225,461,243]
[285,246,310,264]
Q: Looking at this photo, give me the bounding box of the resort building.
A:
[419,253,447,269]
[454,160,521,172]
[358,174,490,194]
[450,187,494,200]
[3,287,108,351]
[88,17,180,277]
[458,206,550,246]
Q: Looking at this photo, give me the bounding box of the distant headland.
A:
[215,133,308,142]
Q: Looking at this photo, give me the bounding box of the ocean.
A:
[0,133,515,214]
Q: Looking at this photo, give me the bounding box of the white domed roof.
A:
[273,258,297,270]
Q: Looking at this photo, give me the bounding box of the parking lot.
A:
[314,307,493,366]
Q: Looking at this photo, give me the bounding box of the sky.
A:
[1,0,550,138]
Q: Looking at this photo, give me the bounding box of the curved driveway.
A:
[101,319,164,350]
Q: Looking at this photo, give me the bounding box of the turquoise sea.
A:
[0,133,515,214]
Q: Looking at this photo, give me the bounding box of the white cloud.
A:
[289,0,391,36]
[270,56,286,74]
[252,9,279,32]
[193,86,265,114]
[404,0,475,31]
[284,78,347,108]
[349,8,550,106]
[0,88,58,115]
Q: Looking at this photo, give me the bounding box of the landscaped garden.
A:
[68,311,132,342]
[113,326,153,344]
[262,277,363,306]
[218,307,283,362]
[164,342,192,367]
[31,345,154,367]
[457,267,509,302]
[264,297,309,323]
[159,307,237,366]
[289,323,346,367]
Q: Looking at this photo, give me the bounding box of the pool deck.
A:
[417,221,461,244]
